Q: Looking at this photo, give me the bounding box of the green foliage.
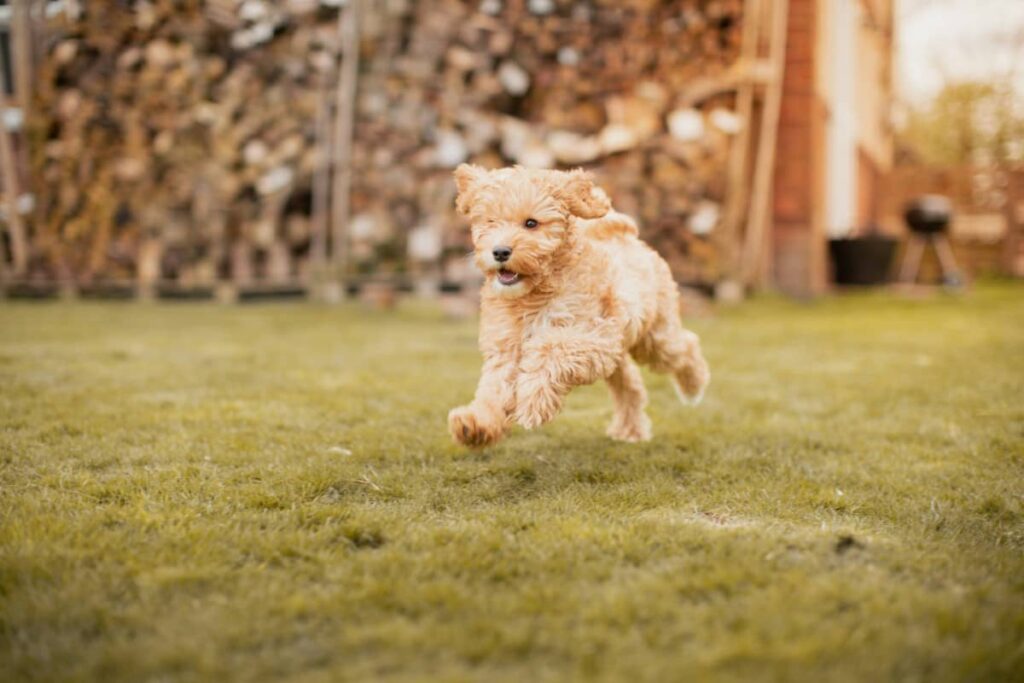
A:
[899,81,1024,165]
[1,285,1023,681]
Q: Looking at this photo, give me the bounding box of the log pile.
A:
[23,0,746,290]
[28,0,343,287]
[354,0,745,285]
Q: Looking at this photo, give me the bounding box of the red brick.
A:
[784,62,814,94]
[787,10,815,31]
[780,94,813,126]
[788,0,817,20]
[774,188,809,221]
[785,30,815,63]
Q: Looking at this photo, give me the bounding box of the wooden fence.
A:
[878,165,1024,280]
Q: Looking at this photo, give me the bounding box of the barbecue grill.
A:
[898,195,962,287]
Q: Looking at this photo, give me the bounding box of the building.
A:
[773,0,895,296]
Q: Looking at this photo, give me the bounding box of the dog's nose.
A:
[492,246,512,263]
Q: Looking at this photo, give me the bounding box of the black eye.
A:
[524,218,538,229]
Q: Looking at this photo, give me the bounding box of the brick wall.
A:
[771,0,828,296]
[771,0,894,294]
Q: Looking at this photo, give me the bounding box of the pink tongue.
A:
[498,270,518,284]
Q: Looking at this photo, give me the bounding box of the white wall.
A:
[826,0,858,237]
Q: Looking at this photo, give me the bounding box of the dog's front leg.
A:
[515,326,622,430]
[448,354,516,448]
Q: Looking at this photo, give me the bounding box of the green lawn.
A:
[1,284,1022,682]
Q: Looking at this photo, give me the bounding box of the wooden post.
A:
[11,1,33,186]
[310,81,330,269]
[741,0,788,287]
[0,54,28,276]
[1003,171,1024,277]
[330,0,362,280]
[719,0,762,286]
[11,1,32,115]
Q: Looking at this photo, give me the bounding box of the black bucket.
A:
[829,235,898,286]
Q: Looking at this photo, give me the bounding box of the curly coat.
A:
[448,164,709,446]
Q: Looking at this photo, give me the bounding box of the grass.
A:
[1,283,1022,682]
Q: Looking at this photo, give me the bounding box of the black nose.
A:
[492,246,512,263]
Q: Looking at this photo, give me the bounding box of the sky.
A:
[897,0,1024,102]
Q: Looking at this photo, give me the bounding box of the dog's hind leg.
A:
[605,356,652,442]
[635,315,710,406]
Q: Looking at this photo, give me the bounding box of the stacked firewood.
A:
[29,0,342,286]
[25,0,744,288]
[354,0,745,284]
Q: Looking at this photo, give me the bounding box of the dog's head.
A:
[453,165,611,298]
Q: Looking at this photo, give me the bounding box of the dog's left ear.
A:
[554,169,611,219]
[454,163,488,216]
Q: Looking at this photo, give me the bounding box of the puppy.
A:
[448,165,709,447]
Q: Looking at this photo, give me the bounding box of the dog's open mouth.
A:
[496,269,521,286]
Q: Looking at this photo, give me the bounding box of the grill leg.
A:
[933,235,962,285]
[899,236,926,283]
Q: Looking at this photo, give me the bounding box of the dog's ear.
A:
[553,169,611,219]
[453,164,488,216]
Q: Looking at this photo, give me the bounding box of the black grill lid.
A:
[904,195,952,234]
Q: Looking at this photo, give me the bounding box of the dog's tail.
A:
[667,330,711,407]
[578,210,639,241]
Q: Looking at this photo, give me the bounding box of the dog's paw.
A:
[514,378,563,430]
[448,404,504,448]
[606,412,652,443]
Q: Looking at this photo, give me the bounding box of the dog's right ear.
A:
[554,169,612,219]
[454,164,487,216]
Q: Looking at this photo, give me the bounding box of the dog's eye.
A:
[524,218,538,229]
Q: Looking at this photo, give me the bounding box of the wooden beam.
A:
[11,0,32,114]
[329,0,362,276]
[719,0,763,283]
[741,0,788,287]
[0,51,28,275]
[310,81,331,269]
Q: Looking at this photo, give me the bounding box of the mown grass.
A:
[1,283,1022,682]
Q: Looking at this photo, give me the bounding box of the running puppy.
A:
[448,165,709,446]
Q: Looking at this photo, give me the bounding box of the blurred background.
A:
[0,0,1021,304]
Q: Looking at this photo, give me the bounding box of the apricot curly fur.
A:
[448,165,710,447]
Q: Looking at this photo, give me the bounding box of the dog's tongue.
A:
[497,269,519,285]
